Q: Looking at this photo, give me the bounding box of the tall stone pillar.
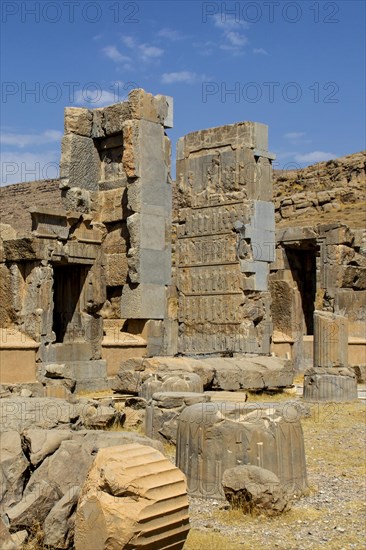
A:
[303,310,357,401]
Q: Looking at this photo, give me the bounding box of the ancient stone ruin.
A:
[0,88,364,548]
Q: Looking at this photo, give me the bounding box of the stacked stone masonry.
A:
[0,88,365,393]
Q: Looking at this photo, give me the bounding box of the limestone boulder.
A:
[139,371,203,400]
[222,465,291,516]
[43,487,80,549]
[24,440,93,500]
[6,480,61,530]
[22,429,72,466]
[0,397,122,432]
[74,444,190,550]
[0,431,29,511]
[0,517,27,550]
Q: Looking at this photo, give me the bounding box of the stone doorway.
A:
[285,245,317,335]
[52,265,88,343]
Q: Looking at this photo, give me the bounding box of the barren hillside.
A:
[273,151,366,228]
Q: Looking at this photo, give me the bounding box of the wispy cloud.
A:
[102,46,131,69]
[294,151,337,163]
[212,14,249,55]
[213,14,249,31]
[161,71,200,84]
[121,36,164,62]
[194,40,215,56]
[253,47,268,55]
[139,44,164,61]
[0,130,62,148]
[284,132,306,140]
[75,89,118,109]
[158,28,186,41]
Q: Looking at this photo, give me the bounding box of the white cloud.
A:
[226,31,248,46]
[121,36,136,49]
[74,89,120,107]
[158,28,185,41]
[212,14,248,55]
[213,14,249,30]
[294,151,337,163]
[139,44,164,60]
[1,150,60,185]
[284,132,306,140]
[161,71,198,84]
[102,46,131,68]
[253,47,268,55]
[0,130,62,148]
[121,36,164,62]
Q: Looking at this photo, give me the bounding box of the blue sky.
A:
[1,0,365,184]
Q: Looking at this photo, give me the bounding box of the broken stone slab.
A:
[43,486,80,549]
[0,397,123,432]
[23,440,94,502]
[22,429,73,466]
[176,401,307,499]
[0,431,29,511]
[145,391,211,444]
[6,479,61,530]
[303,367,357,402]
[114,356,292,394]
[222,465,291,516]
[74,444,190,550]
[0,516,26,550]
[139,371,203,400]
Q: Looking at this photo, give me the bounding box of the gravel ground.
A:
[184,399,366,550]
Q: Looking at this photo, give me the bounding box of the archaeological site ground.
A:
[0,89,365,549]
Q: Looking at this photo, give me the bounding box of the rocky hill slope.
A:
[273,151,366,228]
[0,179,62,233]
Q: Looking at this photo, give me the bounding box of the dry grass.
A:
[301,401,366,478]
[184,529,243,549]
[246,388,297,402]
[20,522,45,550]
[75,389,114,399]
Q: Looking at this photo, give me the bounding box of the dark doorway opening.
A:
[285,245,318,335]
[52,265,88,343]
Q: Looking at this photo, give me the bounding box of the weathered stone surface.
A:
[43,487,80,549]
[139,371,203,400]
[0,516,19,550]
[114,356,293,394]
[64,107,92,137]
[0,397,121,432]
[24,440,93,499]
[7,479,61,530]
[0,431,29,511]
[60,134,100,190]
[222,465,291,516]
[145,391,210,443]
[176,123,275,355]
[104,253,129,286]
[303,367,357,402]
[74,444,190,550]
[176,402,307,498]
[314,310,348,368]
[22,429,73,466]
